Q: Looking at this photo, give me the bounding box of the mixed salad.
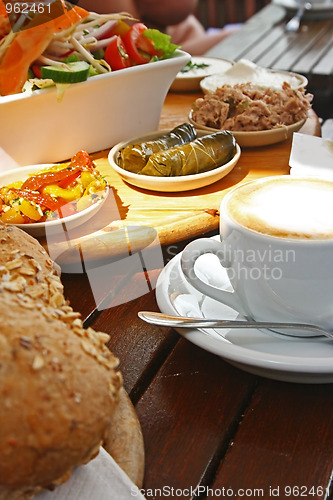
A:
[0,150,108,224]
[0,0,179,97]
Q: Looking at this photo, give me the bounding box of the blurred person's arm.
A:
[168,16,240,55]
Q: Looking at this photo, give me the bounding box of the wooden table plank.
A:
[206,4,333,77]
[269,21,332,71]
[206,4,287,61]
[313,44,333,74]
[210,379,333,496]
[292,24,333,73]
[135,340,257,496]
[237,26,285,65]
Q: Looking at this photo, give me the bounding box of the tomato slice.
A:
[31,64,42,78]
[122,23,162,65]
[104,35,131,71]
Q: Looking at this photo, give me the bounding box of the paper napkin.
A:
[289,133,333,178]
[36,447,146,500]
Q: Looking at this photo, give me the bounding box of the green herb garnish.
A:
[181,61,210,73]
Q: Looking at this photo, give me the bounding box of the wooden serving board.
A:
[42,93,320,266]
[104,388,145,488]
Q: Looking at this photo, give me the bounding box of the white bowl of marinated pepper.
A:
[108,123,241,192]
[0,150,109,237]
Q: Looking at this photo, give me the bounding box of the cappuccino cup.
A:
[180,176,333,336]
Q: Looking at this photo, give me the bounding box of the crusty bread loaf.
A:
[0,223,122,499]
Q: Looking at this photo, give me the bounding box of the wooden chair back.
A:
[196,0,271,28]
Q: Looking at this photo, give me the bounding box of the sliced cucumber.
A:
[40,61,90,84]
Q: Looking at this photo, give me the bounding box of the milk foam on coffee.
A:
[227,177,333,239]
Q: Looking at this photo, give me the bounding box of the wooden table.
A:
[61,93,333,499]
[205,2,333,119]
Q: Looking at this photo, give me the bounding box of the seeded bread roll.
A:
[0,223,122,499]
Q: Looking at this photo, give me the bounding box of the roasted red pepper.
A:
[70,150,95,170]
[21,150,93,191]
[21,166,82,191]
[57,170,81,188]
[11,188,66,212]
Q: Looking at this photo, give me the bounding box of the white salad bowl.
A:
[108,129,241,192]
[0,50,190,166]
[0,164,109,237]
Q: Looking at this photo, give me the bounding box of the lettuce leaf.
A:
[143,29,179,59]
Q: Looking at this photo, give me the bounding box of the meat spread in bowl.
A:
[191,82,312,132]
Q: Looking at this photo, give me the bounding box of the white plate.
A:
[170,56,234,92]
[274,0,333,10]
[189,111,306,147]
[155,236,333,384]
[200,68,308,94]
[273,0,333,18]
[108,130,241,192]
[0,165,109,237]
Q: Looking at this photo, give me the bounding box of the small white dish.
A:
[108,130,241,192]
[0,164,109,237]
[155,236,333,384]
[170,56,233,92]
[189,111,306,147]
[200,68,308,94]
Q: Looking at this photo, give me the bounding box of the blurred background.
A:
[196,0,271,28]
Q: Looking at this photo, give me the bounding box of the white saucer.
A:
[155,237,333,384]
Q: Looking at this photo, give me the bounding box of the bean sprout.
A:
[69,36,110,73]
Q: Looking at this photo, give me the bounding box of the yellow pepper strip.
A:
[0,206,25,224]
[42,183,83,201]
[83,178,108,195]
[80,171,96,188]
[19,199,43,221]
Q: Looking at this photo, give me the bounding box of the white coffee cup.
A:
[180,175,333,336]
